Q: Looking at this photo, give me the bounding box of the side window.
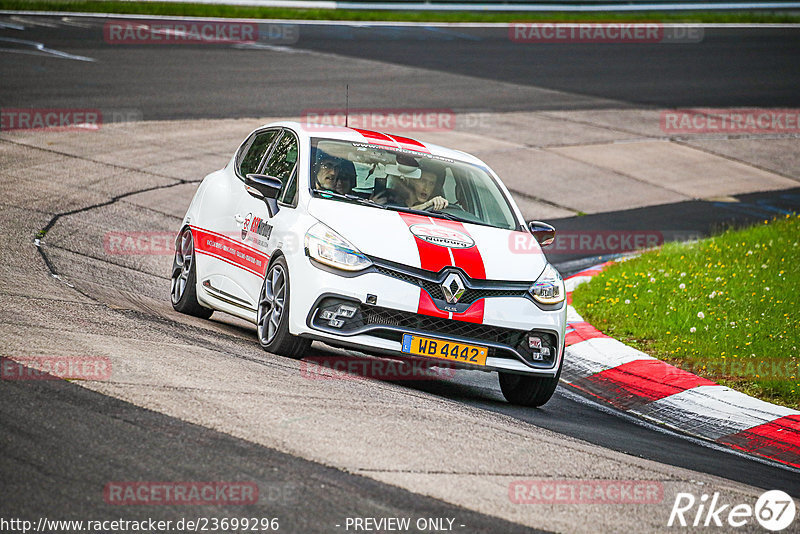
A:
[263,131,299,206]
[263,132,298,182]
[238,130,279,179]
[280,168,298,206]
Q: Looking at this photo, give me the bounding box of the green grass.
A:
[571,214,800,409]
[2,0,800,23]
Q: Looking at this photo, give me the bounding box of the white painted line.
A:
[0,47,65,59]
[232,42,303,51]
[59,17,95,29]
[0,37,95,62]
[633,385,800,440]
[2,11,800,28]
[10,15,58,27]
[0,20,25,30]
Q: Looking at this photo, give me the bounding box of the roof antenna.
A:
[345,84,349,128]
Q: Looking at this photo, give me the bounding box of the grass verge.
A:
[571,214,800,409]
[1,0,800,23]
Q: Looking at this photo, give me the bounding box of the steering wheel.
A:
[430,202,465,213]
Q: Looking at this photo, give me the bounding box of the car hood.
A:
[307,198,548,282]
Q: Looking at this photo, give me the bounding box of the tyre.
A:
[499,362,562,407]
[170,228,214,319]
[257,256,311,358]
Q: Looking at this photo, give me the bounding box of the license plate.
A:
[401,334,487,366]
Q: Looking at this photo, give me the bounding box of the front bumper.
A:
[288,255,566,376]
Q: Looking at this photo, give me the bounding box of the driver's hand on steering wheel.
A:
[424,196,449,211]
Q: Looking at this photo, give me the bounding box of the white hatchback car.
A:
[172,121,566,406]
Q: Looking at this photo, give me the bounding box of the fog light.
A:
[528,336,542,349]
[328,318,345,328]
[336,304,357,318]
[541,346,551,357]
[320,310,336,320]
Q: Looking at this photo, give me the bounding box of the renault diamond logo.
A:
[441,272,466,304]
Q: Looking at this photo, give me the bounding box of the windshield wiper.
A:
[426,209,497,229]
[426,210,462,221]
[310,189,388,209]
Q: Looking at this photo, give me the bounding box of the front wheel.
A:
[498,363,561,407]
[257,256,311,359]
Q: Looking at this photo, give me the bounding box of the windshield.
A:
[309,138,519,231]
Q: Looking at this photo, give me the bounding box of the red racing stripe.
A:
[452,299,484,324]
[398,212,452,273]
[571,359,716,410]
[417,289,450,319]
[191,226,269,277]
[430,219,486,280]
[386,133,430,153]
[352,128,397,148]
[398,213,487,323]
[716,415,800,468]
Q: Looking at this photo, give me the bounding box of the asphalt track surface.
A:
[0,361,542,534]
[2,14,800,532]
[1,20,799,117]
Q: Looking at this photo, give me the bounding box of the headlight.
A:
[529,263,565,304]
[304,222,372,271]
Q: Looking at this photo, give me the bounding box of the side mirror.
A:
[245,174,282,200]
[245,174,282,217]
[528,221,556,247]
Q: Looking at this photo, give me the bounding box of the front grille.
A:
[374,265,529,305]
[311,298,558,369]
[362,306,527,346]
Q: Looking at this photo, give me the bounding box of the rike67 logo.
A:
[668,490,796,531]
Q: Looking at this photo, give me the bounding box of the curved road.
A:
[1,13,799,533]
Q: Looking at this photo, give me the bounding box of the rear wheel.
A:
[171,228,213,319]
[257,256,310,358]
[499,363,561,407]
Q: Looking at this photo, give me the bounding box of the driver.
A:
[406,165,448,211]
[314,157,354,195]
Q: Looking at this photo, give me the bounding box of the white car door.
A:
[198,128,280,311]
[230,129,302,308]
